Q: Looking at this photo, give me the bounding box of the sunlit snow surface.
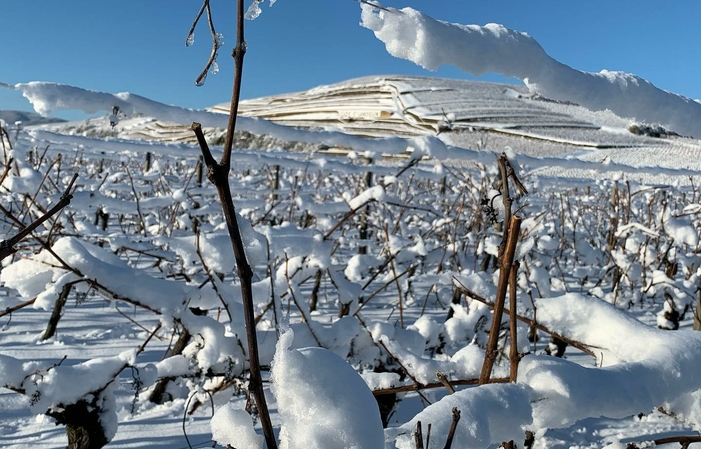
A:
[2,71,701,448]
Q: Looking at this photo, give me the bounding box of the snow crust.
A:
[360,4,701,138]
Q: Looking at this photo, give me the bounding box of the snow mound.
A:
[271,329,384,449]
[211,403,262,449]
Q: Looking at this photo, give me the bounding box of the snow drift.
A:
[360,4,701,138]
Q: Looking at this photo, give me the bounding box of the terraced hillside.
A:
[33,75,701,172]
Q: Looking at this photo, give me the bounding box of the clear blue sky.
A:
[1,1,699,120]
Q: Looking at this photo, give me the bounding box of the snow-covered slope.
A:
[19,75,701,185]
[217,76,608,137]
[31,75,698,159]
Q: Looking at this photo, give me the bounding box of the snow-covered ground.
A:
[3,3,701,449]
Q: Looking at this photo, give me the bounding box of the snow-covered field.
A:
[3,3,701,449]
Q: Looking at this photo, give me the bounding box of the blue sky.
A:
[1,1,699,120]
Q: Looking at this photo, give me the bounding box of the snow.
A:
[10,81,466,160]
[348,185,385,210]
[4,3,701,448]
[271,330,384,449]
[360,3,701,138]
[386,383,533,449]
[211,403,262,449]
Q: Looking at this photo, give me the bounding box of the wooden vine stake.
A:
[479,153,525,385]
[188,1,277,448]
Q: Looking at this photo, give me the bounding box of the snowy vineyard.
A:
[3,1,701,447]
[2,102,701,448]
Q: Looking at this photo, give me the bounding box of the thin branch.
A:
[453,277,598,358]
[372,376,508,396]
[0,298,36,319]
[0,173,78,261]
[195,231,233,322]
[443,407,461,449]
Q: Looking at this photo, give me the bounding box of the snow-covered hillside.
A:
[21,75,701,186]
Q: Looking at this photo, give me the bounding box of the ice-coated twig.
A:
[188,0,222,86]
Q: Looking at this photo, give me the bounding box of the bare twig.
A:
[136,323,163,354]
[479,215,522,385]
[0,173,78,261]
[0,298,36,319]
[436,371,456,394]
[385,224,405,328]
[125,167,147,236]
[195,231,233,322]
[443,407,461,449]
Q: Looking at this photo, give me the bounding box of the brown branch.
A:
[454,277,597,358]
[509,263,520,382]
[353,262,418,316]
[0,172,78,261]
[372,376,509,396]
[0,298,36,319]
[189,1,274,445]
[479,215,522,385]
[443,407,461,449]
